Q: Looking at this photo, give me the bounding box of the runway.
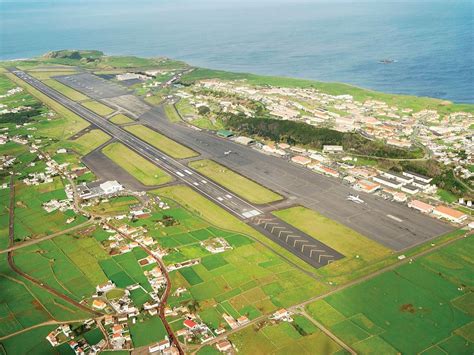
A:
[10,69,343,268]
[14,69,454,254]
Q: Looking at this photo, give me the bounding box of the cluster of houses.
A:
[46,321,105,354]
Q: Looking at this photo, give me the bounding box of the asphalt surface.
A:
[16,69,454,253]
[10,69,342,268]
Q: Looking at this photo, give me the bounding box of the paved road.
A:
[10,69,343,268]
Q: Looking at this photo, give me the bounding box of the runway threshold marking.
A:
[387,214,403,222]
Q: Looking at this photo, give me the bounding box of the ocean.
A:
[1,0,473,103]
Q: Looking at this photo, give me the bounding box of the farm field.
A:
[273,206,392,281]
[229,314,343,355]
[188,159,283,205]
[102,142,172,186]
[0,188,10,250]
[129,316,168,347]
[154,185,318,275]
[13,231,110,301]
[0,324,57,354]
[124,124,198,159]
[305,236,474,354]
[13,180,88,243]
[110,113,134,124]
[81,100,115,116]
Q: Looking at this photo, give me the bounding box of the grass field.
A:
[102,142,172,186]
[110,113,134,124]
[129,317,168,347]
[85,195,139,216]
[189,159,282,204]
[0,188,10,250]
[59,129,110,155]
[124,124,198,159]
[0,324,57,354]
[42,78,89,101]
[305,236,474,354]
[437,188,458,203]
[272,206,391,280]
[229,315,342,354]
[5,73,90,138]
[163,104,182,122]
[14,232,110,300]
[81,100,115,116]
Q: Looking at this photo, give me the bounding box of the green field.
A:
[102,142,172,186]
[305,237,474,354]
[59,129,110,155]
[154,185,319,275]
[229,315,342,354]
[189,159,282,204]
[163,104,182,122]
[0,188,10,250]
[273,206,391,280]
[130,317,168,347]
[13,232,110,300]
[6,73,90,138]
[0,324,57,354]
[110,113,134,124]
[437,188,458,203]
[81,100,115,116]
[42,78,89,101]
[125,124,198,159]
[13,180,88,242]
[85,195,139,216]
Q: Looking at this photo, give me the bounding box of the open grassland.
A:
[273,206,391,280]
[58,129,111,155]
[180,68,474,115]
[102,142,172,186]
[124,124,198,159]
[154,185,319,275]
[13,233,110,300]
[163,104,182,122]
[189,159,282,204]
[81,100,115,116]
[5,73,89,138]
[305,237,474,354]
[84,195,139,216]
[129,317,168,347]
[0,324,57,354]
[42,79,89,101]
[229,315,342,354]
[13,180,88,242]
[110,113,134,124]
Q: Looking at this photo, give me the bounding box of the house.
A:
[96,280,115,293]
[392,192,407,202]
[92,299,107,310]
[216,340,233,352]
[272,309,292,321]
[237,316,249,326]
[433,206,467,224]
[291,155,311,166]
[222,314,239,329]
[183,319,199,331]
[215,327,226,335]
[149,338,170,353]
[408,200,434,214]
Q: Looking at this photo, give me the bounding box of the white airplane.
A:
[224,150,232,155]
[347,194,365,204]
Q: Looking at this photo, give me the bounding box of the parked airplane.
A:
[224,150,232,155]
[347,194,365,204]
